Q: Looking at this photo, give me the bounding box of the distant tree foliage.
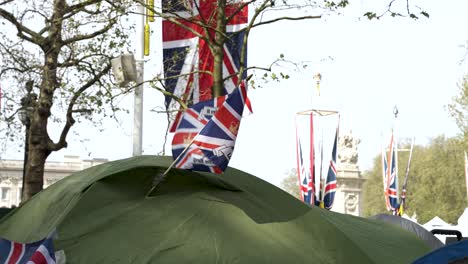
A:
[447,75,468,146]
[362,136,467,224]
[280,168,300,200]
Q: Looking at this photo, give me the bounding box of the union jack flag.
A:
[385,132,399,213]
[0,237,56,264]
[172,95,227,159]
[297,140,315,205]
[323,124,338,210]
[382,147,391,211]
[162,0,248,132]
[172,84,249,173]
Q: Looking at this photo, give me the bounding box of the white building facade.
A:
[0,155,107,207]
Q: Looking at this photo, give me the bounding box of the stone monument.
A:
[331,130,366,216]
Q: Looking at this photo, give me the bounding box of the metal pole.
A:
[133,3,145,156]
[393,106,399,203]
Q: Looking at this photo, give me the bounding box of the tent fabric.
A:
[0,156,430,263]
[371,214,444,250]
[412,240,468,264]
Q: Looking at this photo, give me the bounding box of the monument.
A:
[331,130,366,216]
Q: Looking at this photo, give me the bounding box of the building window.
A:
[1,187,10,201]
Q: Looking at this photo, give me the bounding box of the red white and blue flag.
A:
[295,115,316,206]
[171,95,227,161]
[296,139,315,205]
[172,84,249,173]
[0,237,56,264]
[382,147,391,211]
[385,132,399,213]
[162,0,248,132]
[323,124,338,210]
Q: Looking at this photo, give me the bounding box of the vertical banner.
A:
[309,113,315,205]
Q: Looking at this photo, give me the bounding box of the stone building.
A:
[0,155,107,207]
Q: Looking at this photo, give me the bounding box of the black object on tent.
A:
[431,229,467,245]
[371,214,444,250]
[413,240,468,264]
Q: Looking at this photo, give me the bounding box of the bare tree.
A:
[0,0,133,200]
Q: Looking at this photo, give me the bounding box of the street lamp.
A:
[18,81,36,200]
[313,72,322,96]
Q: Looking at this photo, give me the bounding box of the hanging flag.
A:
[172,84,249,173]
[465,152,468,200]
[323,123,339,210]
[317,136,325,207]
[309,113,317,206]
[386,132,399,213]
[162,0,248,132]
[297,140,314,205]
[382,147,391,211]
[172,95,227,156]
[0,236,56,264]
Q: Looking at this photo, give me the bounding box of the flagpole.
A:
[133,3,145,156]
[319,134,324,208]
[399,137,414,215]
[146,136,197,197]
[393,106,399,205]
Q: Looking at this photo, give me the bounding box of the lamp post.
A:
[18,81,36,200]
[313,72,322,96]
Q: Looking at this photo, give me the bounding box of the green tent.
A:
[0,156,429,263]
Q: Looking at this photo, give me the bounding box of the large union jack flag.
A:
[385,132,400,213]
[0,237,56,264]
[323,124,338,210]
[172,84,249,173]
[162,0,248,132]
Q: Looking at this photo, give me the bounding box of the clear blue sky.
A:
[7,0,466,187]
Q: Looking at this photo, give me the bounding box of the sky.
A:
[5,0,468,188]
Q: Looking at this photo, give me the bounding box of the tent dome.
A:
[0,156,430,263]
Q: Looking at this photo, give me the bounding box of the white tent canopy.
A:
[423,216,451,230]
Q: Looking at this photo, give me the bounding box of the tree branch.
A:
[62,18,118,45]
[49,63,112,151]
[0,8,44,44]
[250,15,321,29]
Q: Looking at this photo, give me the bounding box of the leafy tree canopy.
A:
[362,135,467,224]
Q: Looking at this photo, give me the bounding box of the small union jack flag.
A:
[162,0,248,132]
[382,148,391,211]
[323,124,339,210]
[0,236,56,264]
[172,84,249,173]
[172,95,227,158]
[386,132,400,213]
[297,140,315,205]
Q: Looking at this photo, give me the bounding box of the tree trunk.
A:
[212,0,227,97]
[22,0,64,201]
